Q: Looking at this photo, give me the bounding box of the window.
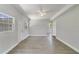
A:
[0,12,15,32]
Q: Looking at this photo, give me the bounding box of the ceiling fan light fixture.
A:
[40,12,46,16]
[38,10,46,16]
[37,5,47,16]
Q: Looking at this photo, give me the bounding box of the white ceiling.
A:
[20,4,66,20]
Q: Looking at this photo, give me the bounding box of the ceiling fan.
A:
[36,5,49,16]
[37,9,47,16]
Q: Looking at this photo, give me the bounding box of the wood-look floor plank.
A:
[8,36,77,54]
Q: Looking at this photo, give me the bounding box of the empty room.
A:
[0,4,79,54]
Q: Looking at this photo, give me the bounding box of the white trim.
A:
[31,34,47,36]
[22,34,30,40]
[56,36,79,53]
[2,35,30,54]
[2,39,22,54]
[50,4,75,21]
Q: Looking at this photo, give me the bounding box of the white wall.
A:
[56,5,79,52]
[30,19,49,36]
[0,4,29,53]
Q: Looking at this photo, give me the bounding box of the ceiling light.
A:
[38,9,47,16]
[37,5,47,16]
[40,12,46,16]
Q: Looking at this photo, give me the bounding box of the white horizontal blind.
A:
[0,12,15,32]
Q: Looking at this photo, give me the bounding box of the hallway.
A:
[8,36,77,54]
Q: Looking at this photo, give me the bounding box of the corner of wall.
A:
[56,36,79,53]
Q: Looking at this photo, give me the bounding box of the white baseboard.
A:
[56,36,79,53]
[22,34,30,40]
[31,35,47,36]
[2,34,30,54]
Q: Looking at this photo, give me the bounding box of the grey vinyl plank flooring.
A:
[8,36,77,54]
